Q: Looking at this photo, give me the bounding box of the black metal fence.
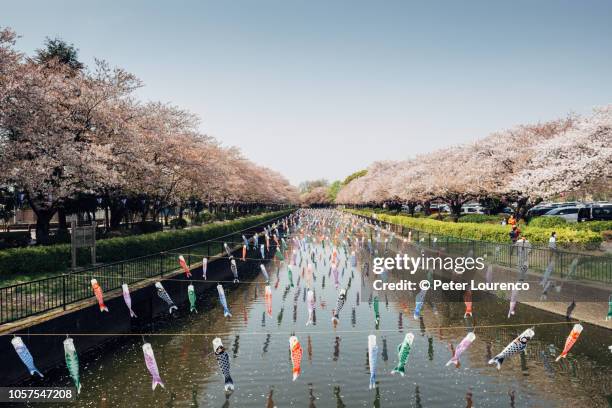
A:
[353,213,612,284]
[0,213,289,325]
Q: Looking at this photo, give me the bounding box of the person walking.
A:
[515,235,532,281]
[509,226,520,244]
[548,231,557,263]
[548,232,557,250]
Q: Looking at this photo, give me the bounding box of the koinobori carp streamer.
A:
[90,279,109,312]
[488,328,535,369]
[368,335,378,389]
[306,289,315,326]
[230,258,239,283]
[373,295,380,324]
[223,242,232,258]
[217,284,232,317]
[414,288,427,320]
[332,288,347,323]
[265,285,272,316]
[213,338,234,391]
[121,283,137,318]
[63,337,81,394]
[391,333,414,376]
[508,288,518,318]
[464,290,473,318]
[142,342,164,390]
[11,336,43,377]
[446,332,476,367]
[260,264,270,283]
[178,255,191,278]
[289,336,303,381]
[555,324,583,361]
[188,283,197,313]
[155,282,178,314]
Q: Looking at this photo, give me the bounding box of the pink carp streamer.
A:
[142,342,164,390]
[446,332,476,367]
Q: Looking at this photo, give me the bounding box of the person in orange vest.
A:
[508,215,517,227]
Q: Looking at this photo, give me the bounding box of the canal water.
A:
[15,211,612,407]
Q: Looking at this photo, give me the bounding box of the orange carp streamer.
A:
[90,279,109,312]
[555,324,583,361]
[178,255,192,278]
[265,285,273,316]
[289,336,303,381]
[464,290,473,318]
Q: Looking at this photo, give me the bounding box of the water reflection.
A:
[16,221,612,408]
[265,387,274,408]
[333,386,345,408]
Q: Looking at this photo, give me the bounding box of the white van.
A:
[461,204,485,215]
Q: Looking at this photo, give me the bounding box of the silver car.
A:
[542,207,580,223]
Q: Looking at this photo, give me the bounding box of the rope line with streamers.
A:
[7,320,581,337]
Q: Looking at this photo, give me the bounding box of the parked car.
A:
[430,203,450,213]
[578,205,612,222]
[527,206,555,217]
[542,207,580,223]
[557,201,582,208]
[461,204,485,214]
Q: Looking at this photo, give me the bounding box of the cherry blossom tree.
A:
[0,27,297,243]
[509,106,611,199]
[335,107,609,219]
[0,41,140,242]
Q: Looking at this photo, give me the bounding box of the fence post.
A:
[160,253,164,278]
[62,273,67,310]
[157,253,162,278]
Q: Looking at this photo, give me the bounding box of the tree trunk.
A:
[515,196,530,221]
[33,207,56,245]
[448,200,463,222]
[58,208,68,232]
[109,204,125,230]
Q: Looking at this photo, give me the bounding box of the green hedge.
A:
[0,210,291,277]
[528,216,568,228]
[347,209,602,249]
[458,214,503,224]
[169,218,188,229]
[0,231,31,249]
[572,220,612,233]
[132,221,164,234]
[528,217,611,234]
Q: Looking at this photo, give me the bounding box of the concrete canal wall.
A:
[0,236,281,385]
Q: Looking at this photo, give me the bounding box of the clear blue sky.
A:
[4,0,612,185]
